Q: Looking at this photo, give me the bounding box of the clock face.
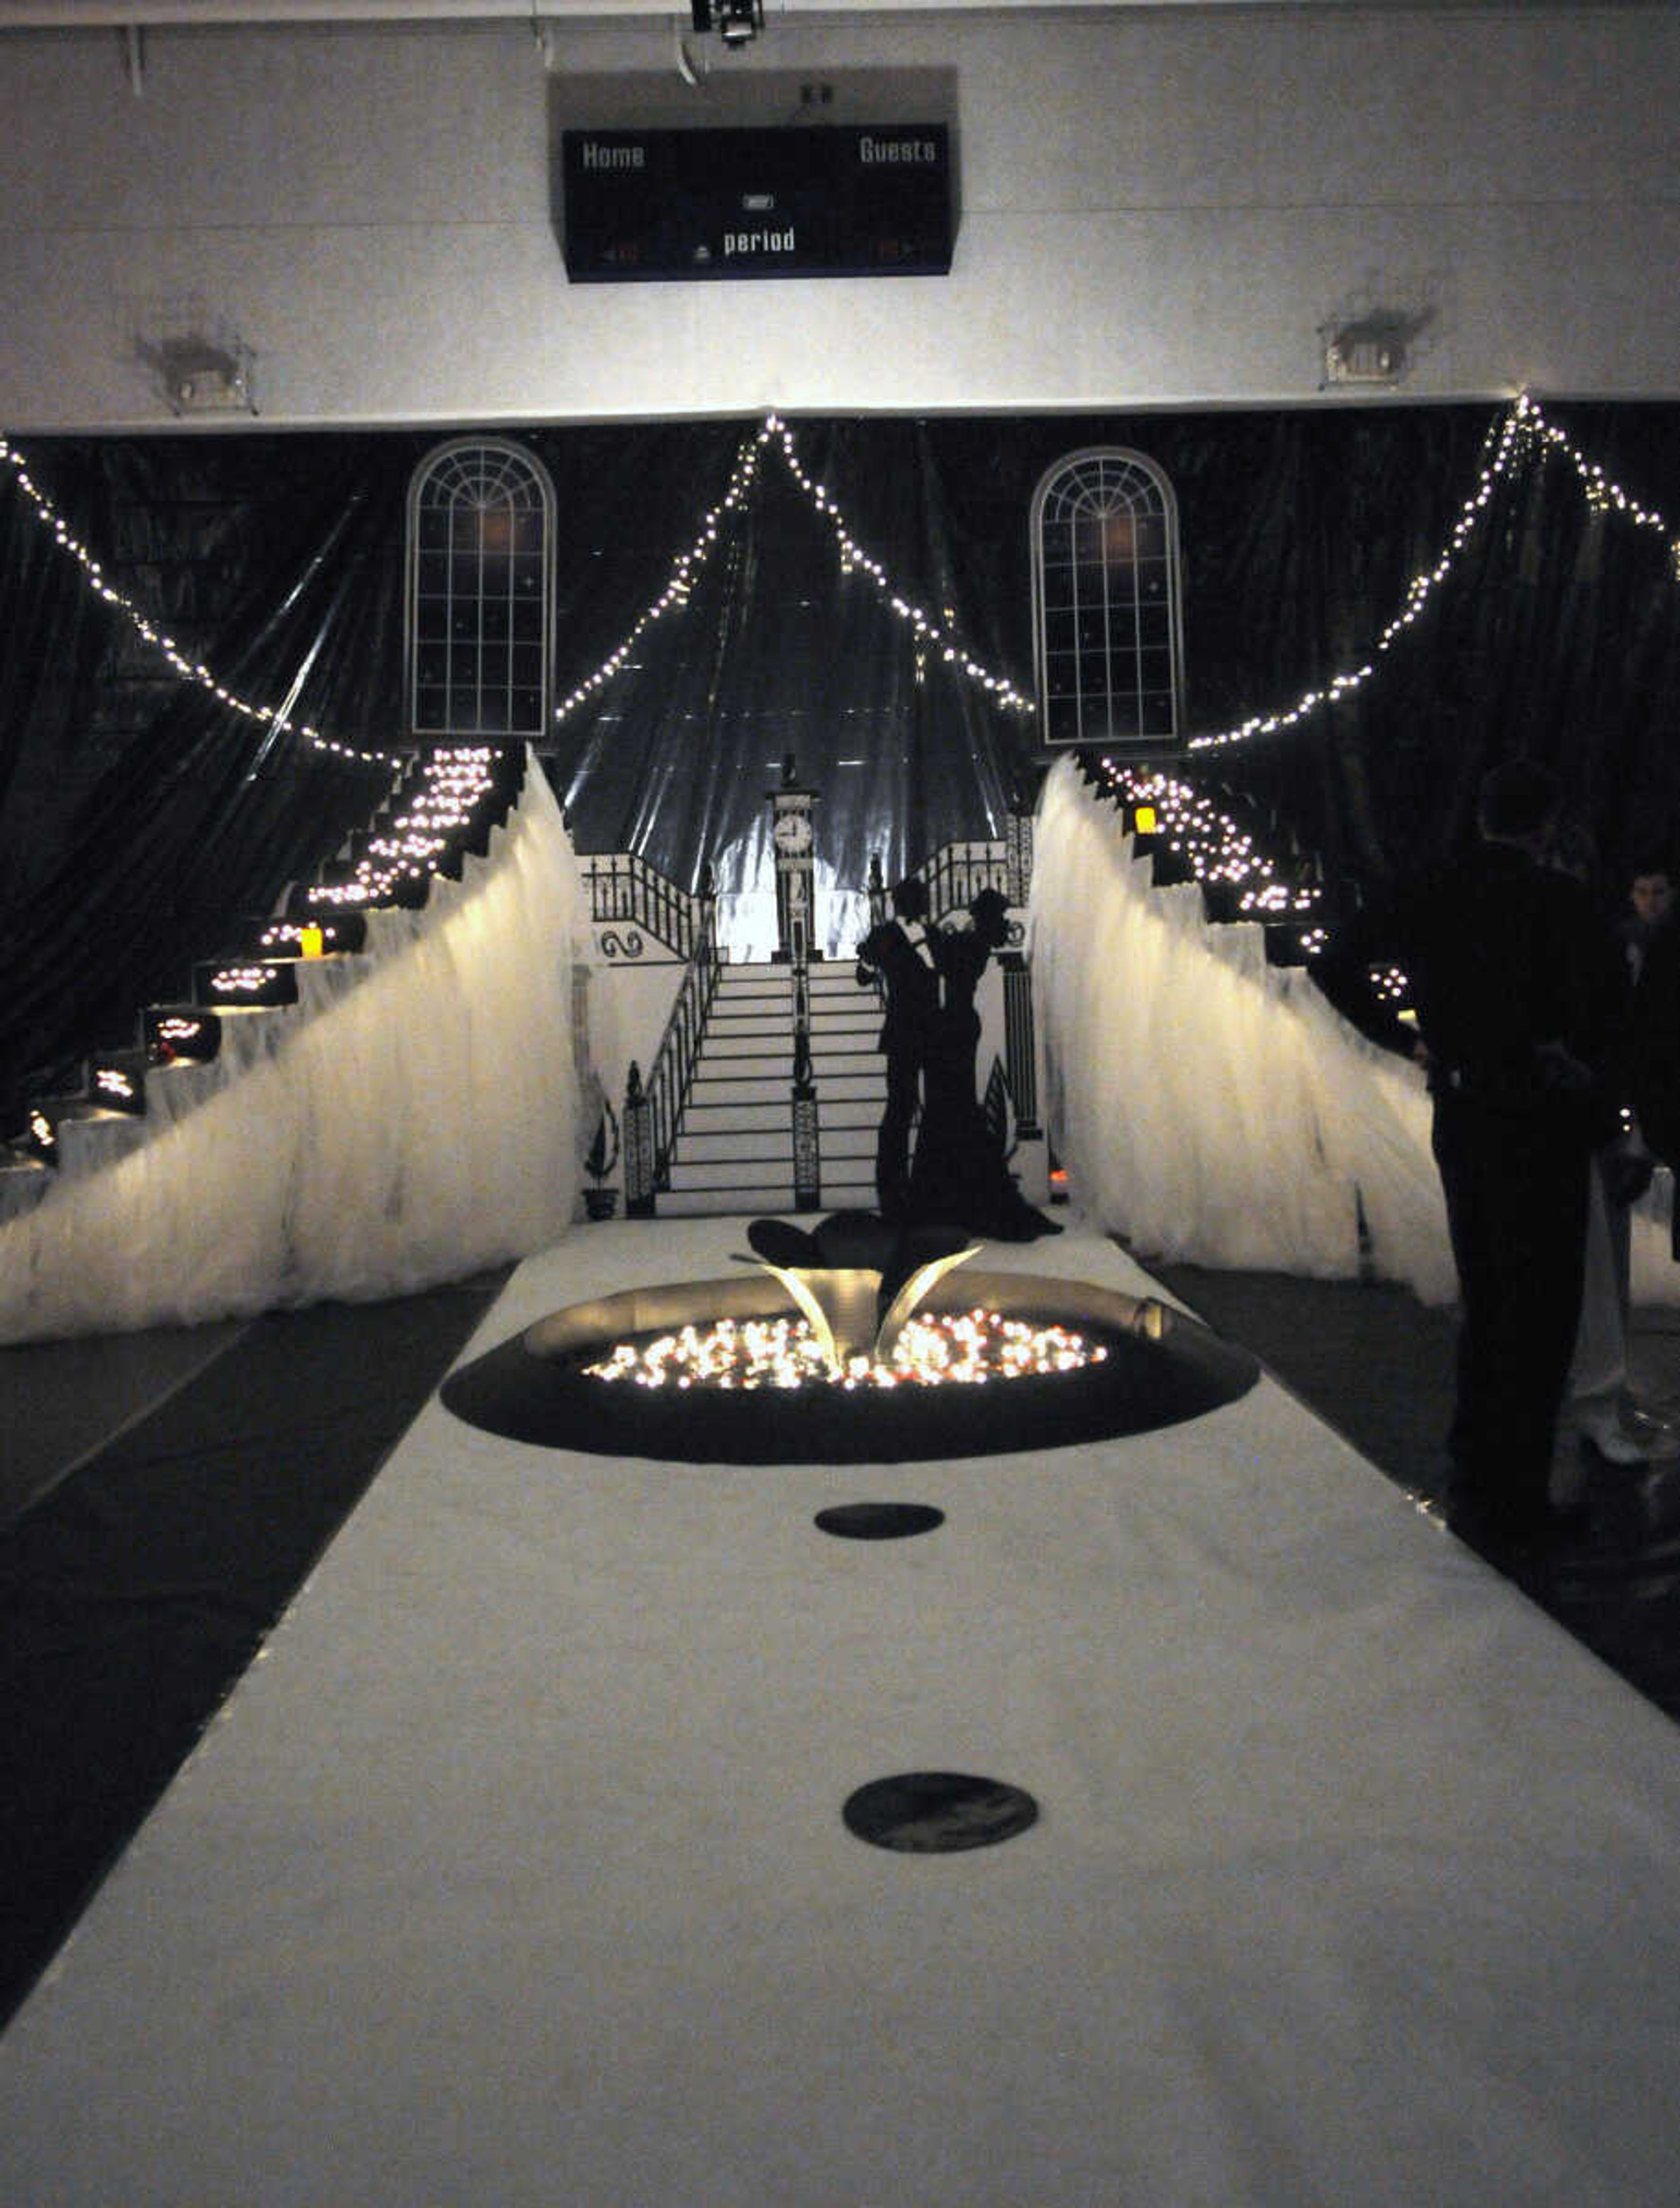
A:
[773,809,813,854]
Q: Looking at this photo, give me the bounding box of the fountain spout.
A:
[739,1213,980,1379]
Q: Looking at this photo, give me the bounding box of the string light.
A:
[553,414,1035,725]
[302,745,508,910]
[202,962,298,1010]
[1088,762,1380,981]
[1370,965,1410,1005]
[765,417,1035,717]
[1098,763,1318,910]
[551,429,772,724]
[148,1013,214,1058]
[259,918,346,955]
[0,435,399,771]
[5,392,1676,776]
[1094,392,1680,985]
[1523,397,1678,543]
[1186,393,1680,753]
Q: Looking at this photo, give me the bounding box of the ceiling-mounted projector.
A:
[691,0,763,45]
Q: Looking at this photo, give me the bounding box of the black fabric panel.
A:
[0,1270,507,2031]
[0,436,408,1120]
[541,418,1024,900]
[5,403,1680,1125]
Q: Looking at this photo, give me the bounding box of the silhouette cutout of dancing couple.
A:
[855,878,1058,1242]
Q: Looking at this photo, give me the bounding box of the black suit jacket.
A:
[860,919,940,1057]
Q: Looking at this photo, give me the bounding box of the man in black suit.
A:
[1310,759,1617,1559]
[856,877,941,1221]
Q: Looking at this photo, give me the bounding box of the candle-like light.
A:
[584,1307,1107,1391]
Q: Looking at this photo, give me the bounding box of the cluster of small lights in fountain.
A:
[553,415,1032,727]
[584,1308,1106,1393]
[438,1209,1260,1463]
[304,746,506,909]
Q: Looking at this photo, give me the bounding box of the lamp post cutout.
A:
[622,1061,655,1219]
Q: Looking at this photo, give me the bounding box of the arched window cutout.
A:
[1031,448,1184,751]
[407,437,555,740]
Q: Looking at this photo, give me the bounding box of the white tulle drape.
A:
[1030,759,1680,1307]
[0,755,587,1343]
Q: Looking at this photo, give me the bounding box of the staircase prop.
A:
[1032,757,1458,1300]
[594,809,1054,1221]
[0,748,588,1343]
[651,959,884,1219]
[622,864,721,1216]
[581,850,710,962]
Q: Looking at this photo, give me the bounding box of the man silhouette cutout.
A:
[856,877,940,1221]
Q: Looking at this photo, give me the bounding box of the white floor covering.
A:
[5,1218,1680,2207]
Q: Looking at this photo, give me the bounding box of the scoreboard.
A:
[560,124,954,283]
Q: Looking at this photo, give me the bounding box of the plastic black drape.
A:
[6,402,1680,1127]
[0,437,404,1117]
[540,417,1022,907]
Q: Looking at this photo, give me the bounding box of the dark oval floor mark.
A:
[842,1771,1040,1853]
[815,1502,945,1540]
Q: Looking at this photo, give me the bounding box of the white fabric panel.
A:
[1030,759,1680,1307]
[0,758,586,1343]
[5,1220,1680,2206]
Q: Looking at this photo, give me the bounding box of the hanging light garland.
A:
[0,435,398,771]
[4,393,1678,774]
[1183,400,1529,753]
[551,426,772,723]
[1184,392,1680,754]
[1522,398,1680,568]
[1088,392,1680,979]
[763,415,1035,717]
[553,413,1035,724]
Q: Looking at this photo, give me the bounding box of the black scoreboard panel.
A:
[560,125,953,281]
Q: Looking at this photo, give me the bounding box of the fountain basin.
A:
[440,1268,1259,1464]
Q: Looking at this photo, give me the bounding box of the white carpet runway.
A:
[4,1219,1680,2205]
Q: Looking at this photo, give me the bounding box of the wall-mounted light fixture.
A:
[1321,316,1410,388]
[136,317,257,417]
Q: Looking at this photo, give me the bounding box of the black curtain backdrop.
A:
[4,402,1680,1127]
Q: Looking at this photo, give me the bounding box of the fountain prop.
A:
[441,1212,1258,1464]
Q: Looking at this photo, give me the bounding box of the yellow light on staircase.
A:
[298,924,326,959]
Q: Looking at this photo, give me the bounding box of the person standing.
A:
[1630,854,1680,1251]
[1310,759,1619,1558]
[855,876,941,1221]
[1561,847,1675,1466]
